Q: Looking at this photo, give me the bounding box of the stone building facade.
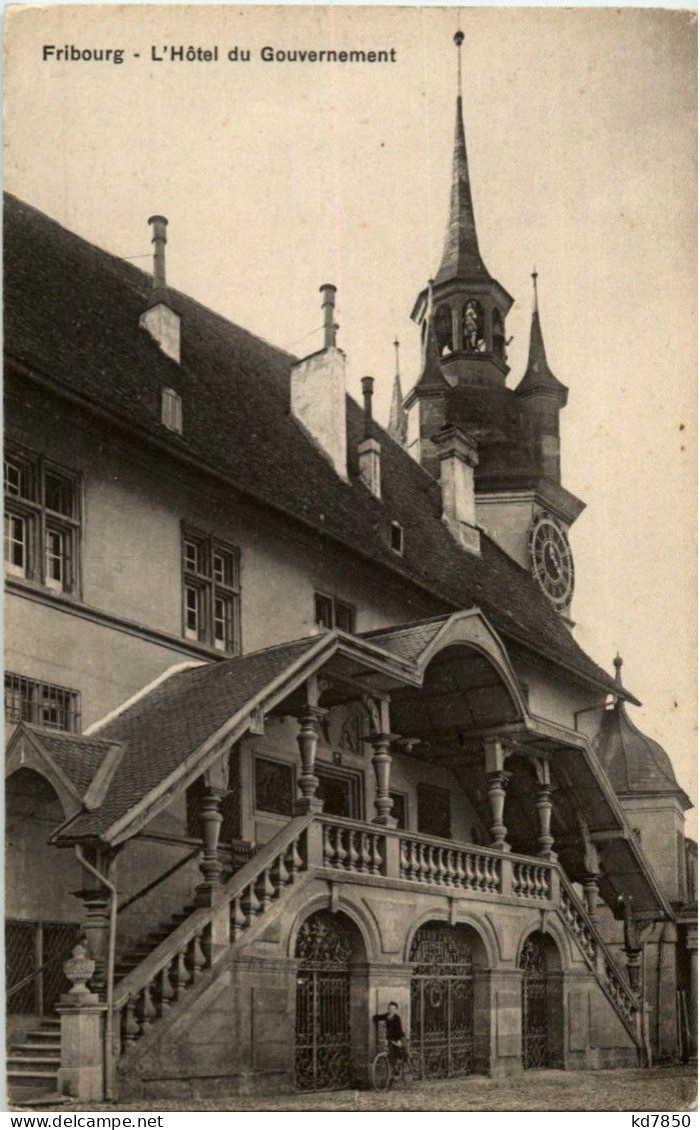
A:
[4,36,696,1102]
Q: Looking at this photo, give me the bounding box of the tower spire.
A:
[516,272,567,400]
[434,31,489,286]
[387,337,408,445]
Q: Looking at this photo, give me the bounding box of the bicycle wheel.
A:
[406,1050,423,1082]
[371,1052,392,1092]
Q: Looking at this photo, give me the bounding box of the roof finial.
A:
[532,267,539,313]
[454,29,464,92]
[614,653,623,685]
[393,337,401,378]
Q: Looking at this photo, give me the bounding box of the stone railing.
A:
[316,816,641,1047]
[398,834,502,895]
[112,813,313,1061]
[108,812,639,1070]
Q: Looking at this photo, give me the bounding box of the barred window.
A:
[182,527,240,654]
[314,591,355,633]
[5,672,81,733]
[4,446,81,595]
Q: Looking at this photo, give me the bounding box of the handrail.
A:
[118,849,199,915]
[320,814,556,869]
[113,811,315,1009]
[556,867,639,1013]
[7,943,79,999]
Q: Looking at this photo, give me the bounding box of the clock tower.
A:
[401,32,584,620]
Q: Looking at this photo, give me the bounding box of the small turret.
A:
[515,271,568,483]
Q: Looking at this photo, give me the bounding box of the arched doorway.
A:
[5,769,82,1025]
[294,909,364,1092]
[410,921,489,1078]
[519,932,563,1069]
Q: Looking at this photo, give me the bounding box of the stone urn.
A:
[62,942,99,1006]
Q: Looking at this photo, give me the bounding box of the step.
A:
[8,1057,61,1071]
[23,1031,61,1044]
[7,1068,58,1088]
[10,1045,61,1057]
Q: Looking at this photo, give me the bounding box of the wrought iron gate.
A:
[295,911,353,1091]
[520,935,549,1069]
[410,923,475,1078]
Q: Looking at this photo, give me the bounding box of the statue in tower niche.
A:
[462,300,485,352]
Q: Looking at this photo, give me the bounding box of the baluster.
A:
[454,851,466,888]
[436,848,448,885]
[445,850,456,887]
[231,896,247,940]
[429,846,440,885]
[159,963,175,1014]
[422,843,432,883]
[286,837,303,879]
[334,827,347,869]
[476,854,487,891]
[399,839,409,878]
[323,823,334,867]
[485,856,497,893]
[408,839,419,880]
[462,852,474,890]
[257,866,275,911]
[174,946,190,998]
[139,984,157,1032]
[123,997,139,1046]
[242,882,261,926]
[361,833,372,874]
[371,834,382,876]
[272,851,290,890]
[191,931,206,982]
[347,830,360,872]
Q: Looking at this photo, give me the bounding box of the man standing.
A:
[373,1001,406,1074]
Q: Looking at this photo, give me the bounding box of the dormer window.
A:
[161,387,182,433]
[390,521,404,555]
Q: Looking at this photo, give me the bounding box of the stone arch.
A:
[293,906,370,1091]
[514,917,570,973]
[288,892,380,964]
[408,917,492,1077]
[6,768,83,1019]
[404,907,498,970]
[518,928,565,1069]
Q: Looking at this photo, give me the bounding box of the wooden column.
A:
[582,875,600,923]
[195,752,230,905]
[532,757,557,861]
[485,738,511,853]
[72,848,117,993]
[294,682,326,814]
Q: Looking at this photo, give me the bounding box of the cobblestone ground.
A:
[18,1065,697,1113]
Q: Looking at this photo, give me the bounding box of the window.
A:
[389,790,408,830]
[390,522,404,556]
[417,782,451,840]
[182,528,240,653]
[254,757,295,816]
[4,446,80,595]
[161,388,183,434]
[316,767,361,820]
[5,672,81,732]
[314,591,355,633]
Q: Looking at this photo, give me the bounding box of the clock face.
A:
[528,513,574,609]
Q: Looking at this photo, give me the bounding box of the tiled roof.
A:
[22,726,118,798]
[5,192,631,703]
[595,703,691,807]
[361,615,450,664]
[55,636,322,841]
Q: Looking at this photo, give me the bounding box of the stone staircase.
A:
[7,1018,61,1101]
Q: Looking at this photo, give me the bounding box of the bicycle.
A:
[371,1042,423,1092]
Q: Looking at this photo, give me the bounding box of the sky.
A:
[4,5,697,827]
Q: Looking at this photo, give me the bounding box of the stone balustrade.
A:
[512,859,552,900]
[399,835,501,894]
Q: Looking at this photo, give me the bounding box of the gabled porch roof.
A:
[11,609,671,922]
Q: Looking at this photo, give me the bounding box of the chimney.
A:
[358,376,381,497]
[139,215,181,364]
[290,285,348,480]
[433,424,480,554]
